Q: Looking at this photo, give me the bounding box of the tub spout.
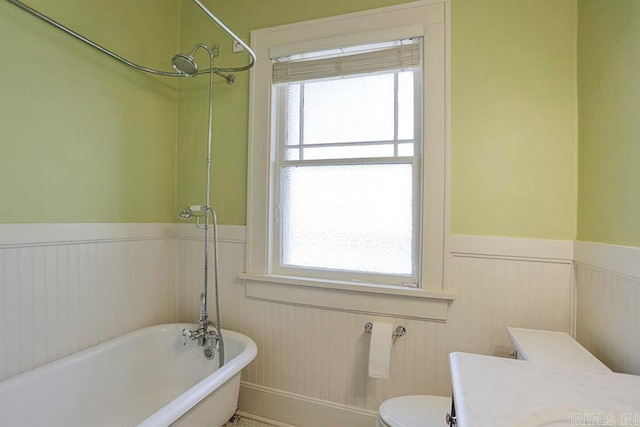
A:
[184,322,216,347]
[183,293,218,348]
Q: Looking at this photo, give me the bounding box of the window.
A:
[244,1,450,318]
[272,40,422,286]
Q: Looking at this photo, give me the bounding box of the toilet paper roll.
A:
[368,321,393,379]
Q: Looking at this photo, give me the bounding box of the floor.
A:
[226,415,279,427]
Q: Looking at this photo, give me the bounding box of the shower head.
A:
[172,44,203,77]
[172,52,198,77]
[171,44,236,83]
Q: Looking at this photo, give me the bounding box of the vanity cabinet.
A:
[448,328,640,426]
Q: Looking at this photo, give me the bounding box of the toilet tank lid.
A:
[379,395,451,427]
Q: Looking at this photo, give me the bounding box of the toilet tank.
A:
[507,327,611,372]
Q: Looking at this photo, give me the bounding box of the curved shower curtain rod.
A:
[5,0,257,79]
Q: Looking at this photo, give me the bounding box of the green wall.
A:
[0,0,179,223]
[178,0,579,238]
[577,1,640,247]
[451,0,577,239]
[1,0,580,238]
[176,0,416,225]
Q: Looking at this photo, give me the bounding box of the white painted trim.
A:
[269,25,426,60]
[175,224,246,244]
[0,223,175,248]
[442,0,453,292]
[242,276,449,321]
[238,382,377,427]
[241,273,454,300]
[247,0,449,292]
[574,240,640,280]
[449,234,574,262]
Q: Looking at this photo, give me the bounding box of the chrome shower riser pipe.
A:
[196,45,224,368]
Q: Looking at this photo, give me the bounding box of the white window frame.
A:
[273,66,422,286]
[243,0,453,320]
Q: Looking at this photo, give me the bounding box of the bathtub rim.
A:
[0,323,257,427]
[139,324,258,426]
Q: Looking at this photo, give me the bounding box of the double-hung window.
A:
[245,1,449,316]
[272,40,422,286]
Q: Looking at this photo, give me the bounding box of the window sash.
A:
[282,69,420,161]
[273,157,422,287]
[283,142,415,161]
[270,42,424,287]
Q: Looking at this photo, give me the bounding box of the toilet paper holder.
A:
[364,322,406,338]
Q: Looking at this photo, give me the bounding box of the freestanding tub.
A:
[0,323,257,427]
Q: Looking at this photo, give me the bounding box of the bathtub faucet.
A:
[182,324,219,348]
[196,293,212,346]
[182,293,220,348]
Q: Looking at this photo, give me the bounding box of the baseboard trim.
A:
[238,382,377,427]
[235,411,297,427]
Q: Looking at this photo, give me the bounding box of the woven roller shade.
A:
[272,42,421,84]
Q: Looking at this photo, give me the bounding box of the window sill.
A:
[238,273,455,321]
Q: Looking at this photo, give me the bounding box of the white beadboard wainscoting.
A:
[0,223,176,382]
[0,223,579,426]
[574,241,640,375]
[447,235,575,357]
[177,226,575,425]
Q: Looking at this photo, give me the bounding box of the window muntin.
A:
[273,40,422,286]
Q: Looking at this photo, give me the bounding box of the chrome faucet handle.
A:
[206,329,220,348]
[182,328,194,345]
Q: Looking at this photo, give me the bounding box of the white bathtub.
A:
[0,323,257,427]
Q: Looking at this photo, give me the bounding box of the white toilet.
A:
[376,395,452,427]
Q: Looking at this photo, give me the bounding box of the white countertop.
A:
[507,327,611,372]
[449,352,640,427]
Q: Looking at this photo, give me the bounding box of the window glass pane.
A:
[285,148,300,160]
[303,74,394,144]
[397,142,414,157]
[303,144,394,160]
[286,84,301,145]
[398,71,414,140]
[281,163,413,275]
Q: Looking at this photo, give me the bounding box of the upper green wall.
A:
[1,0,579,236]
[451,0,577,239]
[0,0,179,223]
[178,0,578,238]
[577,1,640,247]
[176,0,416,225]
